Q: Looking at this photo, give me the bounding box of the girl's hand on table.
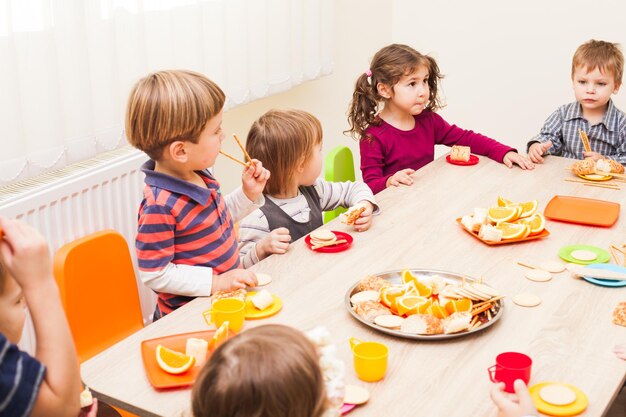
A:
[503,151,535,170]
[386,168,415,188]
[490,380,538,417]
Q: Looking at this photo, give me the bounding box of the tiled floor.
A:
[606,386,625,417]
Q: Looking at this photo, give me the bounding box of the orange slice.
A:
[396,295,428,316]
[417,299,433,314]
[380,286,406,309]
[428,301,449,319]
[495,222,528,239]
[415,281,433,298]
[497,196,514,207]
[487,206,518,223]
[517,213,545,235]
[401,269,418,286]
[208,321,230,351]
[444,299,473,315]
[156,345,195,374]
[519,200,538,218]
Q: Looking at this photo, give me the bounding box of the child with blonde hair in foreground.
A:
[192,324,327,417]
[126,70,270,319]
[347,44,533,194]
[528,40,625,164]
[238,109,378,267]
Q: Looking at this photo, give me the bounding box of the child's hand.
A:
[213,269,258,292]
[613,343,626,360]
[352,201,374,232]
[582,151,603,161]
[256,227,291,259]
[242,159,270,202]
[79,398,98,417]
[386,168,415,188]
[490,380,537,417]
[0,217,52,293]
[528,141,552,163]
[503,151,535,170]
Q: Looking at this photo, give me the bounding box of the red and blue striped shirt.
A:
[136,161,240,318]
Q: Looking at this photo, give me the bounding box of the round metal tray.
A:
[345,269,503,340]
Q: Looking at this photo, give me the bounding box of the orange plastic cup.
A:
[349,337,388,382]
[203,298,245,332]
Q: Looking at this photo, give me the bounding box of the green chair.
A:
[323,145,356,223]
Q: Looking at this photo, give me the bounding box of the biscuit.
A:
[570,249,597,262]
[539,261,565,273]
[350,290,380,304]
[374,314,404,329]
[309,230,336,242]
[344,385,370,405]
[512,293,541,307]
[539,384,577,406]
[524,269,552,282]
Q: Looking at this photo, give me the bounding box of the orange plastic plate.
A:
[456,218,550,245]
[141,330,229,389]
[544,195,620,227]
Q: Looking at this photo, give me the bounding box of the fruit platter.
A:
[345,269,504,340]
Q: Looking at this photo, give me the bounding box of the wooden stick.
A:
[578,129,592,152]
[583,182,621,190]
[232,134,254,165]
[311,239,348,250]
[610,246,620,265]
[517,261,539,270]
[472,296,505,309]
[219,150,248,167]
[564,178,619,188]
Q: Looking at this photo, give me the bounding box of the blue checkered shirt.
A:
[527,99,626,164]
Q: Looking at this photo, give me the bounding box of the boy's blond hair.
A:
[572,40,624,86]
[125,70,225,160]
[246,109,323,196]
[192,324,327,417]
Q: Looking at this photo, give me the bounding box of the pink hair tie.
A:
[365,69,372,77]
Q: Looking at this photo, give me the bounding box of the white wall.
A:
[392,0,626,157]
[215,0,392,192]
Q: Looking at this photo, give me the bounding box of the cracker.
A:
[350,290,380,304]
[570,249,597,262]
[254,273,272,286]
[524,269,552,282]
[309,230,336,241]
[540,261,565,273]
[374,314,404,329]
[512,293,542,307]
[344,385,370,405]
[539,384,577,406]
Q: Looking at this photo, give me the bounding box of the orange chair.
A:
[54,230,144,417]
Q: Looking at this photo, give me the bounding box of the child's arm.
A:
[359,137,397,194]
[526,108,566,162]
[490,380,537,417]
[238,211,291,268]
[224,160,269,223]
[315,179,379,231]
[0,217,81,417]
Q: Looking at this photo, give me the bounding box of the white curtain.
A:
[0,0,334,186]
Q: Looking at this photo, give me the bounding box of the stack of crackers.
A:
[309,230,346,250]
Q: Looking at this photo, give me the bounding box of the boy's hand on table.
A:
[352,201,374,232]
[256,227,291,259]
[214,269,258,292]
[242,159,270,202]
[582,151,603,161]
[528,141,552,163]
[490,380,537,417]
[0,217,52,293]
[386,168,415,188]
[503,151,535,170]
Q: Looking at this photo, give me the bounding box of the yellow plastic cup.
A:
[203,298,245,332]
[349,337,388,382]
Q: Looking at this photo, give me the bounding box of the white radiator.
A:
[0,147,156,350]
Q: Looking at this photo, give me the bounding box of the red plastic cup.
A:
[487,352,532,393]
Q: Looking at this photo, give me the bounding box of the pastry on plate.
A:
[450,145,471,162]
[341,205,366,226]
[612,302,626,327]
[356,275,390,292]
[210,288,247,303]
[400,314,443,335]
[352,300,391,323]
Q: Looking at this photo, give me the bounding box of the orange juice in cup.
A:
[349,337,388,382]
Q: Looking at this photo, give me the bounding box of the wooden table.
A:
[81,155,626,417]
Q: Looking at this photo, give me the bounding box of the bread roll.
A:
[211,288,247,303]
[597,158,625,174]
[572,159,596,175]
[450,145,471,162]
[613,302,626,327]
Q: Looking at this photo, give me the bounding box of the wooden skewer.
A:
[311,239,348,250]
[578,128,592,152]
[219,150,248,167]
[517,261,540,270]
[472,295,505,309]
[583,182,621,190]
[610,246,621,265]
[563,179,620,188]
[232,134,254,165]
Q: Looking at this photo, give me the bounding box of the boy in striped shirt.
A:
[528,40,625,164]
[0,217,81,417]
[126,70,269,319]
